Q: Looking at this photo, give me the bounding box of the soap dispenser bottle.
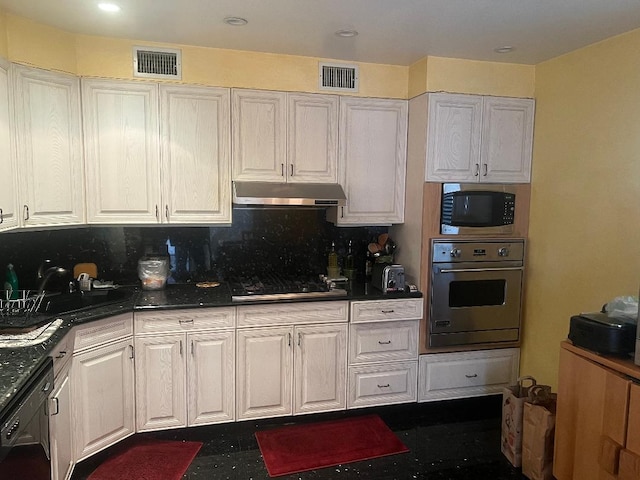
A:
[5,263,19,299]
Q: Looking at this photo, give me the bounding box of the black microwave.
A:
[441,183,516,235]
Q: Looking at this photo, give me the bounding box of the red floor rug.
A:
[1,444,50,480]
[255,414,409,477]
[87,437,202,480]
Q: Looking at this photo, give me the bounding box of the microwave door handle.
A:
[438,267,524,274]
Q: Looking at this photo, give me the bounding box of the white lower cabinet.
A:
[71,337,135,461]
[49,362,73,480]
[418,347,520,402]
[134,308,236,432]
[236,301,348,420]
[347,299,422,409]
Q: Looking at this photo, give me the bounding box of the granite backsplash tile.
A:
[0,209,386,290]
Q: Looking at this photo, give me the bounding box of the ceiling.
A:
[1,0,640,66]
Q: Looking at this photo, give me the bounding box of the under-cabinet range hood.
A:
[233,181,347,207]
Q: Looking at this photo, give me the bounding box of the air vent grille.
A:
[133,46,182,80]
[319,62,359,92]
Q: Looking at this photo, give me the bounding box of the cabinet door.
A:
[236,326,292,420]
[288,93,338,183]
[72,338,135,461]
[82,79,161,223]
[160,85,232,224]
[232,89,287,182]
[187,331,235,426]
[336,97,407,225]
[481,97,534,183]
[554,348,631,480]
[135,334,187,431]
[425,93,482,182]
[294,323,347,414]
[0,59,18,232]
[12,64,84,227]
[49,366,73,480]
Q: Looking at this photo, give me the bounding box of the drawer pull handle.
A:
[51,398,60,416]
[378,340,391,345]
[377,384,390,388]
[179,319,194,324]
[381,310,395,314]
[55,350,67,359]
[465,374,478,378]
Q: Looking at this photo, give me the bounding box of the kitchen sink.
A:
[39,289,135,315]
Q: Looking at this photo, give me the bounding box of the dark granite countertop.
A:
[0,282,421,415]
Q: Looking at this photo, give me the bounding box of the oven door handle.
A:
[438,267,524,273]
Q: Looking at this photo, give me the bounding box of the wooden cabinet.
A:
[418,348,519,402]
[82,79,231,224]
[232,89,338,183]
[329,97,407,226]
[554,343,639,480]
[49,333,74,480]
[425,93,534,183]
[71,314,135,462]
[160,85,231,223]
[347,299,421,408]
[134,308,236,431]
[0,59,18,232]
[236,301,348,420]
[12,64,84,227]
[82,79,160,224]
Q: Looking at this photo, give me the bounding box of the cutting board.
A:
[73,263,98,279]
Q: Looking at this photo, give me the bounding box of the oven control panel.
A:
[432,239,525,263]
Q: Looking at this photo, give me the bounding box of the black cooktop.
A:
[229,274,346,302]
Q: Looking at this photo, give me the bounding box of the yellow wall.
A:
[522,29,640,388]
[5,14,76,73]
[407,55,535,98]
[1,14,407,98]
[0,12,8,58]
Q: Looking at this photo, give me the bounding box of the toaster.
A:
[372,264,405,293]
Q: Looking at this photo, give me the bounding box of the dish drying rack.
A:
[0,290,46,320]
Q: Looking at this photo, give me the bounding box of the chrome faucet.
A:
[37,260,69,295]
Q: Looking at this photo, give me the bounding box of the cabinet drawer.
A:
[349,320,418,364]
[347,361,417,409]
[134,307,236,334]
[237,301,348,327]
[350,298,423,323]
[51,331,74,379]
[73,313,133,353]
[418,348,520,402]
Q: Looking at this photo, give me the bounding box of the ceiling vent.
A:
[319,62,359,92]
[133,46,182,80]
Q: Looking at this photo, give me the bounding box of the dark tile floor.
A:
[72,395,527,479]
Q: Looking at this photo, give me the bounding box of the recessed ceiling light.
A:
[335,29,358,38]
[224,16,248,26]
[494,46,514,54]
[98,3,121,13]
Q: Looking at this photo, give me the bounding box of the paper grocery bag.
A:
[522,401,556,480]
[501,376,536,467]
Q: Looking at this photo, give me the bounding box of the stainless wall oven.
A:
[429,239,525,347]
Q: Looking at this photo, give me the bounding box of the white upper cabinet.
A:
[287,93,338,183]
[160,85,231,223]
[332,97,407,226]
[0,59,18,232]
[425,93,534,183]
[232,89,339,183]
[82,79,160,224]
[12,64,84,227]
[83,79,232,224]
[480,96,534,183]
